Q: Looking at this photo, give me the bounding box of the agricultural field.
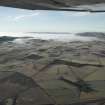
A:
[0,36,105,105]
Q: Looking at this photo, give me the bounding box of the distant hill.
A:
[27,32,71,34]
[0,36,18,43]
[77,32,105,39]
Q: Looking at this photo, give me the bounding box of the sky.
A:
[0,6,105,33]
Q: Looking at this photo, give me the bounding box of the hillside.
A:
[0,35,105,105]
[77,32,105,39]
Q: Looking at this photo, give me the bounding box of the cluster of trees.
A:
[0,36,17,43]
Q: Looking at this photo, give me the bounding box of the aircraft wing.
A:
[0,0,105,12]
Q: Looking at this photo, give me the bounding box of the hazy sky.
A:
[0,6,105,33]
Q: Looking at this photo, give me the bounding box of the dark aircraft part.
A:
[0,0,105,12]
